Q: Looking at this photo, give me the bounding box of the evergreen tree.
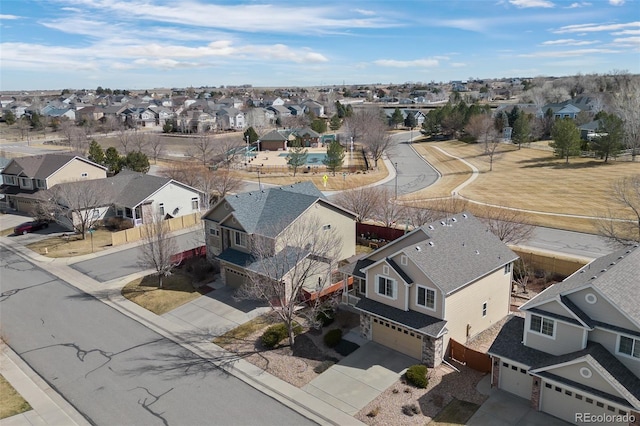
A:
[335,101,346,118]
[390,108,404,128]
[287,140,308,176]
[550,119,581,163]
[124,150,150,173]
[3,110,16,125]
[512,114,532,149]
[88,140,105,164]
[323,140,345,176]
[243,126,259,144]
[404,112,417,129]
[329,114,342,131]
[345,105,354,117]
[104,147,123,174]
[310,118,327,134]
[592,113,624,163]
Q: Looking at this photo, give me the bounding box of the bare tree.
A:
[69,127,91,156]
[372,186,406,227]
[476,206,534,245]
[59,118,75,146]
[146,133,165,164]
[344,107,396,169]
[212,136,245,168]
[333,186,380,223]
[188,133,215,166]
[512,258,532,294]
[210,168,243,201]
[611,77,640,161]
[38,180,105,239]
[131,131,149,153]
[596,174,640,246]
[117,127,133,153]
[138,213,180,289]
[402,196,469,228]
[466,114,501,171]
[237,215,343,347]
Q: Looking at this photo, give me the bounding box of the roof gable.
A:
[1,154,106,179]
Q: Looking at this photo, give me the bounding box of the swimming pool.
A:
[278,153,327,165]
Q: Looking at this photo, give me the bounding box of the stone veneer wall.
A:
[630,411,639,426]
[422,336,443,367]
[220,267,227,285]
[530,377,541,410]
[491,356,500,388]
[360,313,372,340]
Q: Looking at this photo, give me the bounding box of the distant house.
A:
[340,213,518,367]
[542,97,598,120]
[216,107,245,131]
[202,182,356,296]
[0,154,107,213]
[488,245,640,425]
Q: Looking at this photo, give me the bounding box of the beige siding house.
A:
[202,182,356,298]
[488,244,640,425]
[340,212,518,367]
[0,154,107,213]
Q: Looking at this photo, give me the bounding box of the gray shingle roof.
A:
[355,297,447,337]
[400,213,519,295]
[218,246,310,280]
[338,254,374,279]
[2,154,104,179]
[523,245,640,325]
[220,182,327,237]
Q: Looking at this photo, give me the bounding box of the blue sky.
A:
[1,0,638,91]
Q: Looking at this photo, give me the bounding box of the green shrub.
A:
[405,364,429,388]
[324,328,342,348]
[316,309,335,327]
[261,322,302,348]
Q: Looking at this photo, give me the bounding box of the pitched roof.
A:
[355,297,447,337]
[210,182,336,238]
[2,154,105,179]
[259,129,289,142]
[393,213,518,295]
[522,245,640,326]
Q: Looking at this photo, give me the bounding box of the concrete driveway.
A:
[302,341,417,415]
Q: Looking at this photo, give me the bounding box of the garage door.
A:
[499,362,532,400]
[372,317,422,360]
[225,267,246,289]
[541,381,631,425]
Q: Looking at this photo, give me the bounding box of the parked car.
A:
[14,220,49,235]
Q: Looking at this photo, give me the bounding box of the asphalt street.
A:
[0,245,315,426]
[381,134,440,197]
[70,230,204,282]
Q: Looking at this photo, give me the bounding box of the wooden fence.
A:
[111,212,201,246]
[449,339,492,373]
[511,247,589,278]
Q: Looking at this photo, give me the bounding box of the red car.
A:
[14,220,49,235]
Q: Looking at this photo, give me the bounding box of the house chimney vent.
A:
[462,214,468,218]
[428,225,434,230]
[428,241,434,246]
[415,246,421,252]
[475,250,479,255]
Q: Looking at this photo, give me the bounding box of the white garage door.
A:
[499,362,532,400]
[541,381,631,425]
[372,317,422,360]
[225,267,246,289]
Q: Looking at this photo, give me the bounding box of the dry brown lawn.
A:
[121,271,200,315]
[26,229,113,257]
[0,374,31,419]
[404,140,639,234]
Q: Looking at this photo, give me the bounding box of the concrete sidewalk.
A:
[0,342,90,426]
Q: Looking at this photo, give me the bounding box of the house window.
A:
[234,231,247,248]
[125,207,132,218]
[92,209,99,219]
[3,175,17,185]
[400,255,408,266]
[482,301,488,317]
[191,197,199,210]
[530,314,555,337]
[322,224,331,230]
[358,278,366,294]
[416,286,435,310]
[618,335,640,359]
[19,177,32,188]
[382,265,389,275]
[209,227,220,237]
[159,203,165,216]
[116,207,124,217]
[504,263,512,274]
[376,275,396,299]
[36,179,46,189]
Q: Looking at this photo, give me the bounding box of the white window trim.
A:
[191,197,199,210]
[375,274,397,300]
[415,284,436,311]
[159,203,165,216]
[529,314,556,339]
[616,334,640,360]
[209,226,220,237]
[234,231,247,248]
[20,177,32,188]
[400,255,408,266]
[504,263,512,274]
[482,301,488,317]
[4,175,17,185]
[382,265,389,276]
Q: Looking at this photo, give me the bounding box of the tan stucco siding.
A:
[408,277,444,319]
[444,268,511,346]
[365,262,407,310]
[589,328,640,377]
[151,183,201,218]
[367,231,429,262]
[544,362,624,398]
[524,315,585,355]
[534,300,577,318]
[49,159,106,186]
[203,202,233,222]
[568,288,639,332]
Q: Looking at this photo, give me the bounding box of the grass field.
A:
[26,229,113,257]
[0,374,31,419]
[406,140,639,234]
[121,271,200,315]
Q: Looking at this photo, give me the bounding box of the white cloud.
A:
[353,8,376,16]
[612,29,640,35]
[451,63,467,68]
[541,38,599,45]
[0,14,20,20]
[373,58,439,68]
[565,2,591,8]
[609,0,625,5]
[613,36,640,46]
[509,0,555,8]
[554,21,640,33]
[519,48,619,57]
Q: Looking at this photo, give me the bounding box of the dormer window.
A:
[3,175,17,185]
[618,335,640,359]
[530,314,555,338]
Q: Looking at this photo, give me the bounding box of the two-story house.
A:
[488,245,640,425]
[0,154,107,213]
[340,213,518,367]
[202,182,356,296]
